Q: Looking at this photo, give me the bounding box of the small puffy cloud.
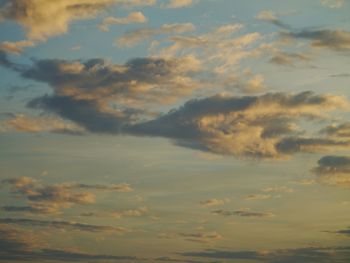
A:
[312,155,350,188]
[212,209,275,218]
[116,23,195,47]
[99,12,147,32]
[161,0,195,9]
[0,0,155,42]
[0,40,34,54]
[200,198,229,207]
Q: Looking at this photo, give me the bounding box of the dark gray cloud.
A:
[0,218,127,233]
[334,227,350,236]
[212,209,274,218]
[181,246,350,263]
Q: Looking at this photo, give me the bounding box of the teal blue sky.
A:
[0,1,350,262]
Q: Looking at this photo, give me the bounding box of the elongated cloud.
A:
[1,177,133,214]
[312,155,350,188]
[117,23,196,47]
[284,29,350,51]
[212,209,275,218]
[0,218,127,233]
[161,0,195,9]
[99,12,147,32]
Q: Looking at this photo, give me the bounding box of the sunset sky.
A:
[0,0,350,262]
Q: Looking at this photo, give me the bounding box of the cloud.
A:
[0,40,34,54]
[3,114,85,135]
[320,122,350,138]
[1,177,133,214]
[312,155,350,188]
[0,218,128,233]
[269,51,310,66]
[256,10,291,29]
[212,209,275,218]
[129,91,349,159]
[179,231,222,243]
[333,227,350,236]
[282,29,350,51]
[0,53,200,133]
[321,0,344,8]
[116,23,196,47]
[200,198,229,207]
[181,246,350,262]
[262,186,294,193]
[245,194,272,201]
[0,0,156,42]
[161,0,195,9]
[0,224,136,261]
[330,73,350,78]
[151,23,260,76]
[111,207,148,218]
[98,12,147,32]
[159,231,222,244]
[1,52,350,160]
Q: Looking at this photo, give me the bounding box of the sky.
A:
[0,0,350,262]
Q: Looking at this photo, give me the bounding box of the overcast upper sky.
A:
[0,0,350,262]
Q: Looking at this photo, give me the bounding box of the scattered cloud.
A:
[312,155,350,188]
[99,12,147,32]
[0,0,155,43]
